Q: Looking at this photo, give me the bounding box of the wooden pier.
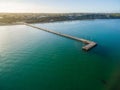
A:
[23,23,97,51]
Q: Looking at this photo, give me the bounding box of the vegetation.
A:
[0,13,120,25]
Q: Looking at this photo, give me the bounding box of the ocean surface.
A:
[0,19,120,90]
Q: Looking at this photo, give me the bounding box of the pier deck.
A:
[23,23,97,51]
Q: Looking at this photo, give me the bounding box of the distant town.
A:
[0,13,120,25]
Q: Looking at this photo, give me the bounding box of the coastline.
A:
[0,13,120,26]
[0,18,120,26]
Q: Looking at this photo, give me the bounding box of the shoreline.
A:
[0,13,120,26]
[0,18,120,26]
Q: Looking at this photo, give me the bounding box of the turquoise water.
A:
[0,19,120,90]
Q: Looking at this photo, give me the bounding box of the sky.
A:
[0,0,119,13]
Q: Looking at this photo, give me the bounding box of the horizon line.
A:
[0,12,120,14]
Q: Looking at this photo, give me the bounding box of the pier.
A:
[23,23,97,51]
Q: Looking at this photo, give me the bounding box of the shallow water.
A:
[0,19,120,90]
